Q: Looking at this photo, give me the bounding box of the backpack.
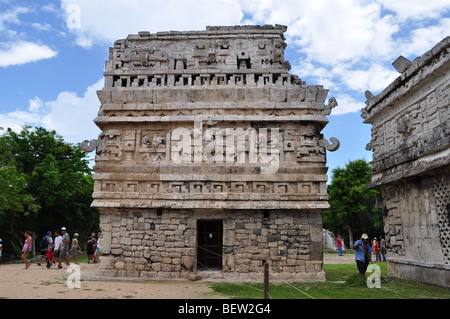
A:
[39,236,48,251]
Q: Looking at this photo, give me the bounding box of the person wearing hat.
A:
[68,233,81,264]
[353,233,372,275]
[58,227,70,268]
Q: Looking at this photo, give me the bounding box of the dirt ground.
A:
[0,253,355,299]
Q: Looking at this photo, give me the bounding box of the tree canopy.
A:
[0,126,98,256]
[323,159,383,247]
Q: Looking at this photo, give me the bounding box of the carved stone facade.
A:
[362,37,450,287]
[84,25,339,281]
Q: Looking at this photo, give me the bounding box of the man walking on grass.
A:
[353,233,372,275]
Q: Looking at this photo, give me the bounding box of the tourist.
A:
[59,227,70,268]
[336,234,344,256]
[37,231,53,268]
[86,233,96,263]
[94,232,102,262]
[372,237,377,257]
[353,233,372,275]
[53,230,62,268]
[373,239,381,262]
[68,233,81,264]
[22,231,32,269]
[380,235,387,262]
[44,233,54,268]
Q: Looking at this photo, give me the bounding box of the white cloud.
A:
[0,41,57,67]
[31,22,52,32]
[0,110,42,133]
[291,60,337,91]
[41,3,60,14]
[41,79,103,143]
[331,94,366,115]
[0,79,103,144]
[61,0,243,47]
[0,6,29,31]
[335,63,399,93]
[49,0,450,119]
[402,18,450,57]
[239,0,399,65]
[378,0,450,21]
[28,97,44,112]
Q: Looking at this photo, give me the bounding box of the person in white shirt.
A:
[94,232,102,262]
[53,230,62,268]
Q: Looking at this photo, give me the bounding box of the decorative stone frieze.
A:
[84,25,339,281]
[362,36,450,287]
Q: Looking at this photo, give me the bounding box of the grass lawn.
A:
[70,254,92,264]
[55,253,450,299]
[210,261,450,299]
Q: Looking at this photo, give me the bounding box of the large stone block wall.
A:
[380,172,449,261]
[83,25,339,281]
[97,209,325,281]
[379,171,449,287]
[362,37,450,287]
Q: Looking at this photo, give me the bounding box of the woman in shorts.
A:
[68,233,81,264]
[94,232,101,263]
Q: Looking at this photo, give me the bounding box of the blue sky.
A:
[0,0,449,178]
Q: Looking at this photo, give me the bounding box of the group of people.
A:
[20,228,102,269]
[371,235,387,262]
[86,232,102,264]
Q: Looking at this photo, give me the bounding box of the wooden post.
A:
[264,261,269,299]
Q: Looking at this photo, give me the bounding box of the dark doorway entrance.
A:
[197,220,223,270]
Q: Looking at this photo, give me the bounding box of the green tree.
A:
[0,129,40,251]
[323,159,383,247]
[0,160,40,245]
[0,126,98,256]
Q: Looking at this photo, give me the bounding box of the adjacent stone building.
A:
[362,37,450,287]
[83,25,340,281]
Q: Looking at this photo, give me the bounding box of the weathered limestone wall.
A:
[362,37,450,287]
[379,173,449,287]
[84,25,339,281]
[98,209,325,281]
[378,173,449,260]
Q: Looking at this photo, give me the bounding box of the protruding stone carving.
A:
[362,36,450,288]
[86,25,339,282]
[392,55,412,73]
[322,97,338,115]
[319,137,340,152]
[81,139,100,152]
[365,90,375,105]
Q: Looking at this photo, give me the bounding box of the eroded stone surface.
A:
[362,36,450,287]
[85,25,339,281]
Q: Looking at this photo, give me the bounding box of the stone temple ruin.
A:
[83,25,340,281]
[362,36,450,287]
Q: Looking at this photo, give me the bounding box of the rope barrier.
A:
[279,279,315,299]
[194,245,318,299]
